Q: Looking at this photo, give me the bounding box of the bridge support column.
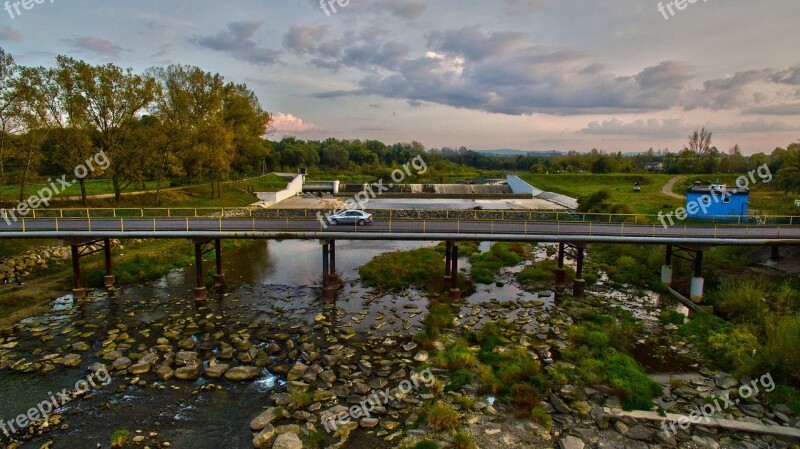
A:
[103,238,115,289]
[555,243,566,287]
[661,245,673,286]
[450,242,461,299]
[194,241,207,301]
[573,245,585,298]
[770,245,781,262]
[443,241,453,283]
[690,250,704,303]
[71,245,86,299]
[213,239,226,292]
[322,240,338,302]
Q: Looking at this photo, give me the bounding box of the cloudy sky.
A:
[2,0,799,154]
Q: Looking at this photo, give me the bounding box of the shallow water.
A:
[0,239,691,448]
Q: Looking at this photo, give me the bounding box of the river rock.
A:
[250,407,279,431]
[175,364,201,381]
[252,424,275,448]
[715,373,738,389]
[224,366,261,382]
[559,435,585,449]
[271,432,302,449]
[129,362,152,375]
[205,363,230,379]
[61,353,82,367]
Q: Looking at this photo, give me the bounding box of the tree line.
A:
[0,48,270,205]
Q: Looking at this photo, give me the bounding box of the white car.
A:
[328,210,373,226]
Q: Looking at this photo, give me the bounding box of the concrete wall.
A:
[506,175,544,196]
[255,174,304,206]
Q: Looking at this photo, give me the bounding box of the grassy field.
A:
[0,174,284,204]
[518,173,682,215]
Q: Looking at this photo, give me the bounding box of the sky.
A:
[2,0,799,154]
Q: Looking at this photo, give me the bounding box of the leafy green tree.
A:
[777,142,800,193]
[61,57,156,202]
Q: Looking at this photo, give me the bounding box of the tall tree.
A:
[62,57,156,202]
[688,127,713,155]
[0,48,19,187]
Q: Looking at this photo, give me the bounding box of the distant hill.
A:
[477,149,565,156]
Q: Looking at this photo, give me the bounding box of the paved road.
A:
[1,217,798,245]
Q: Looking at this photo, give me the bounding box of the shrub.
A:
[658,309,686,325]
[469,242,526,284]
[452,431,475,449]
[445,368,475,392]
[712,279,769,324]
[110,429,130,448]
[764,315,800,383]
[413,441,439,449]
[510,383,541,418]
[436,339,476,370]
[531,405,553,430]
[359,248,444,289]
[427,402,460,432]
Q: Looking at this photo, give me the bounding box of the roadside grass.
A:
[229,173,291,193]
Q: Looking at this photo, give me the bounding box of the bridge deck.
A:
[1,217,798,245]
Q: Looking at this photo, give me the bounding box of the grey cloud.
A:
[770,65,800,85]
[66,36,126,58]
[370,0,426,19]
[0,27,21,42]
[195,21,280,65]
[284,24,329,55]
[745,103,800,116]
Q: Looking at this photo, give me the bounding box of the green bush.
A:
[445,368,475,392]
[359,248,444,289]
[469,242,526,284]
[413,441,439,449]
[711,279,769,324]
[426,402,460,432]
[764,315,800,383]
[658,309,686,325]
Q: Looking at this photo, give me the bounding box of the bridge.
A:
[1,207,798,304]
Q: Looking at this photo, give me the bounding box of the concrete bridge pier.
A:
[193,241,207,301]
[555,243,566,287]
[68,239,116,299]
[449,241,461,299]
[321,240,339,301]
[213,239,226,292]
[192,239,225,301]
[103,238,115,289]
[443,241,453,284]
[573,244,586,298]
[770,245,781,262]
[71,244,85,299]
[690,249,704,304]
[661,245,673,286]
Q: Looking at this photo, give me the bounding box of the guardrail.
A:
[1,207,799,226]
[1,216,798,245]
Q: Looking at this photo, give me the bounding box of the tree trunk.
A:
[79,178,87,207]
[18,144,34,204]
[154,177,162,207]
[112,174,122,203]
